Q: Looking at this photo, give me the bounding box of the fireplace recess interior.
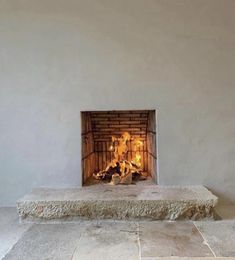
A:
[81,110,157,185]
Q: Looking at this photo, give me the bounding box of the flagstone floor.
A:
[1,204,235,260]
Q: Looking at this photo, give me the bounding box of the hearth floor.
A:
[17,185,217,221]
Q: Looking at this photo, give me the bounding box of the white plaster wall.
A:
[0,0,235,205]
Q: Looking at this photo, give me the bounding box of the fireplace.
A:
[81,110,157,185]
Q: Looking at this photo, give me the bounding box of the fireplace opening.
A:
[81,110,157,185]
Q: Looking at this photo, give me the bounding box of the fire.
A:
[111,132,131,161]
[133,153,141,168]
[134,140,143,147]
[93,132,146,184]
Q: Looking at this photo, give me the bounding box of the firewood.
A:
[111,173,121,185]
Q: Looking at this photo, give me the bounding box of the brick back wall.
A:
[90,110,149,142]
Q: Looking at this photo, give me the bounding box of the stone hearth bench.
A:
[17,185,218,221]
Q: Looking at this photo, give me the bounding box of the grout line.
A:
[70,231,83,260]
[193,222,216,257]
[137,222,142,260]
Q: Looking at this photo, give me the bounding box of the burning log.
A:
[93,159,145,184]
[111,173,121,185]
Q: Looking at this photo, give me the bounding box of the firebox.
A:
[81,110,157,185]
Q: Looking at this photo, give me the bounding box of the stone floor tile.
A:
[139,221,213,257]
[0,207,31,259]
[72,221,139,260]
[3,223,85,260]
[195,220,235,257]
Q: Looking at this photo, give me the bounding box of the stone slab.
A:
[3,223,85,260]
[139,222,213,257]
[17,185,218,221]
[0,207,32,259]
[72,221,139,260]
[195,220,235,257]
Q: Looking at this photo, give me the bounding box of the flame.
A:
[133,152,141,167]
[110,132,143,168]
[135,140,143,147]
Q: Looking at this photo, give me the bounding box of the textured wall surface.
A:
[0,0,235,205]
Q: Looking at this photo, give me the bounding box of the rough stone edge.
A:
[17,197,218,221]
